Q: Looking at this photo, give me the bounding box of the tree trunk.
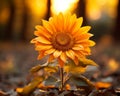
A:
[20,0,29,41]
[76,0,87,26]
[4,0,15,41]
[45,0,51,20]
[113,0,120,42]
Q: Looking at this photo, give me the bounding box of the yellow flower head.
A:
[31,13,95,67]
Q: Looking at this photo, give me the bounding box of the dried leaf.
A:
[0,90,8,96]
[30,62,48,73]
[64,63,86,74]
[88,88,117,96]
[44,76,57,86]
[94,82,112,89]
[44,66,58,74]
[16,88,23,93]
[30,65,44,73]
[78,58,98,67]
[69,75,95,89]
[17,76,44,96]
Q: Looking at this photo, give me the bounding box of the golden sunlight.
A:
[86,0,118,20]
[51,0,79,15]
[26,0,47,18]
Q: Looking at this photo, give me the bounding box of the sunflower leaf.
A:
[44,76,58,86]
[17,76,44,96]
[69,75,95,89]
[44,66,58,74]
[30,65,44,73]
[78,58,98,67]
[64,63,86,74]
[30,62,48,73]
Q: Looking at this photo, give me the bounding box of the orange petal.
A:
[53,50,62,58]
[66,50,75,60]
[58,58,64,68]
[72,17,83,33]
[72,44,84,50]
[35,25,51,38]
[57,13,64,31]
[89,40,96,46]
[35,44,52,51]
[64,13,71,31]
[83,47,91,55]
[45,48,55,55]
[68,14,77,31]
[75,33,93,42]
[31,38,37,43]
[60,52,67,63]
[74,56,79,65]
[35,37,51,44]
[42,20,55,34]
[73,26,91,38]
[80,26,91,34]
[48,54,55,62]
[74,51,85,59]
[37,51,45,60]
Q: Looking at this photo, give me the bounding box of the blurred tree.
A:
[113,0,120,42]
[76,0,87,25]
[20,0,29,41]
[45,0,51,20]
[4,0,15,41]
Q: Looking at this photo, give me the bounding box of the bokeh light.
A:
[51,0,79,15]
[86,0,118,20]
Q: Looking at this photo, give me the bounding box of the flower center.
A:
[52,32,74,51]
[56,33,70,46]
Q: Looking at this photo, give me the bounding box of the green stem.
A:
[60,67,64,91]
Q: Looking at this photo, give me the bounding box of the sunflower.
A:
[31,13,95,67]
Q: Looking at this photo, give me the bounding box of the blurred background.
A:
[0,0,120,91]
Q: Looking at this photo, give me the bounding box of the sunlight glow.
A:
[86,0,118,20]
[51,0,79,15]
[27,0,47,17]
[0,8,10,24]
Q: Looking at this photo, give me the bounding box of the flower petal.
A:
[72,17,83,33]
[72,44,84,50]
[48,54,55,62]
[53,50,62,58]
[74,51,85,59]
[37,51,45,60]
[68,14,77,31]
[74,56,79,65]
[35,25,51,38]
[89,40,96,46]
[75,33,93,42]
[45,48,55,55]
[66,50,75,60]
[80,26,91,34]
[58,58,64,68]
[73,26,91,38]
[35,44,52,51]
[35,37,51,44]
[57,13,64,31]
[60,52,67,63]
[42,20,56,34]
